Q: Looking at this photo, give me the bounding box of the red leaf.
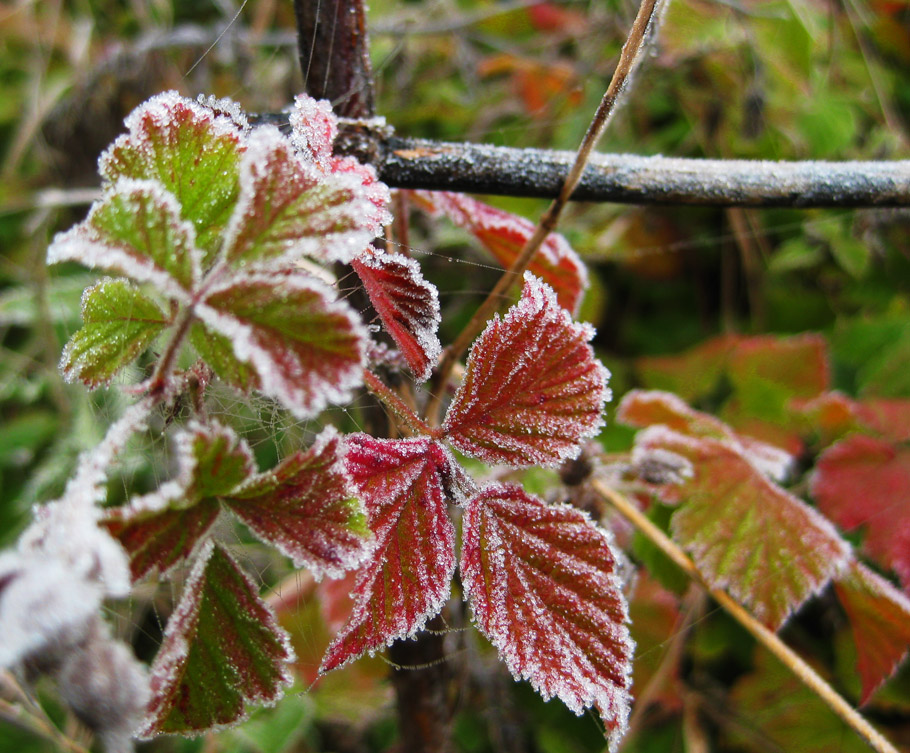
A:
[196,271,366,419]
[461,483,633,742]
[812,435,910,590]
[223,427,372,579]
[617,390,792,481]
[638,427,850,628]
[320,436,458,673]
[443,274,608,468]
[834,561,910,704]
[412,191,587,314]
[352,246,441,382]
[139,541,294,737]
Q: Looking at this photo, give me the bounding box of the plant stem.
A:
[425,0,666,425]
[591,478,900,753]
[363,368,437,437]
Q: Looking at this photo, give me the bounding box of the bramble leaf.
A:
[320,436,458,673]
[412,191,587,314]
[196,271,366,419]
[443,274,608,468]
[636,426,850,628]
[189,322,261,393]
[812,435,910,590]
[60,278,168,387]
[99,91,245,259]
[352,246,441,381]
[104,421,255,581]
[224,427,372,579]
[222,125,389,267]
[139,541,294,737]
[289,95,336,172]
[834,561,910,703]
[617,389,792,481]
[47,179,200,299]
[460,483,633,744]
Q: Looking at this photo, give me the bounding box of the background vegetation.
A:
[1,0,909,751]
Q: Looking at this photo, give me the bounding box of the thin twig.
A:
[425,0,666,425]
[591,478,900,753]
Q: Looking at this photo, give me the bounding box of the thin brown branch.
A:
[424,0,666,425]
[591,478,900,753]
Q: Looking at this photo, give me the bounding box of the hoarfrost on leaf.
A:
[460,483,634,748]
[444,273,609,468]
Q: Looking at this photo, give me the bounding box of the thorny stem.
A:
[591,478,901,753]
[425,0,666,426]
[363,368,437,437]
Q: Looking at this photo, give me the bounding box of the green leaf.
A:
[99,92,245,260]
[139,541,295,737]
[190,322,261,393]
[60,278,167,387]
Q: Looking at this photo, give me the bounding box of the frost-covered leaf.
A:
[224,427,372,579]
[812,435,910,590]
[196,271,366,419]
[289,95,336,173]
[461,483,633,744]
[47,179,200,299]
[412,191,587,314]
[320,435,458,673]
[104,421,255,581]
[99,91,245,259]
[222,126,389,266]
[444,274,608,468]
[139,541,294,737]
[189,322,261,393]
[60,278,167,387]
[617,390,792,481]
[834,561,910,704]
[352,247,441,381]
[637,426,850,628]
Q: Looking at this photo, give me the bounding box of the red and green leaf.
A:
[60,278,168,387]
[104,421,255,581]
[412,191,587,314]
[637,426,850,628]
[320,435,458,673]
[196,271,366,419]
[222,126,389,267]
[99,91,245,259]
[443,274,608,468]
[834,561,910,704]
[224,427,372,579]
[189,322,261,394]
[47,179,200,299]
[139,541,294,737]
[812,434,910,590]
[460,483,633,743]
[351,246,441,382]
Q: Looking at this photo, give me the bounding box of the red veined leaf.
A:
[196,271,366,419]
[222,125,389,267]
[99,91,245,259]
[103,421,255,581]
[139,541,294,737]
[47,179,200,300]
[60,278,168,388]
[460,483,633,744]
[636,334,739,402]
[320,435,458,673]
[617,389,792,481]
[223,427,372,579]
[812,435,910,590]
[637,426,850,628]
[443,273,609,468]
[834,561,910,704]
[351,246,441,382]
[411,191,587,314]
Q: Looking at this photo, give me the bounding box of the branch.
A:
[591,478,900,753]
[378,137,910,208]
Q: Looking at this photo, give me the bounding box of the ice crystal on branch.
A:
[320,435,460,672]
[461,483,633,745]
[444,274,609,468]
[352,246,441,381]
